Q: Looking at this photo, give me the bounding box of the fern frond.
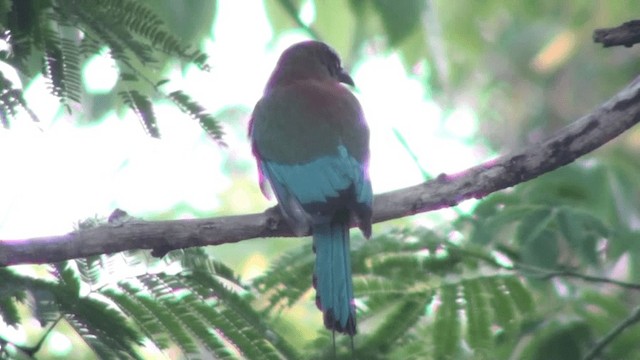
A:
[354,274,414,298]
[78,30,103,57]
[75,257,100,287]
[137,273,216,356]
[59,1,153,66]
[184,271,297,359]
[101,286,170,349]
[119,90,159,137]
[180,291,263,359]
[54,262,81,297]
[462,278,493,354]
[59,37,82,97]
[44,262,144,357]
[134,273,254,358]
[94,0,208,67]
[117,280,201,357]
[254,244,315,313]
[0,279,22,327]
[172,297,236,358]
[42,45,66,104]
[0,70,37,126]
[483,276,517,335]
[428,275,538,359]
[6,0,47,70]
[65,312,142,360]
[159,248,299,357]
[0,268,57,325]
[433,284,461,359]
[168,90,225,144]
[357,296,431,359]
[29,283,60,325]
[501,276,535,315]
[32,9,83,108]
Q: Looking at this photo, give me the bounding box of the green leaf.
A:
[557,207,609,265]
[120,72,138,82]
[522,229,559,268]
[469,205,545,245]
[371,0,426,46]
[314,0,356,56]
[515,207,554,246]
[265,0,311,37]
[529,321,590,360]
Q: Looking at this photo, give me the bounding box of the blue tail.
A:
[313,217,357,335]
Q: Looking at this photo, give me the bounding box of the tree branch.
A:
[584,304,640,360]
[2,72,640,266]
[594,20,640,48]
[517,264,640,291]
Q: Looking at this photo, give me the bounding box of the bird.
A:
[249,41,372,339]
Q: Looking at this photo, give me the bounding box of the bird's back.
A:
[250,79,368,165]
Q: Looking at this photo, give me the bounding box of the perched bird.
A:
[249,41,372,337]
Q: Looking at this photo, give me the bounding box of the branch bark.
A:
[594,20,640,48]
[2,73,640,266]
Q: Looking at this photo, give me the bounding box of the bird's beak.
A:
[338,70,355,87]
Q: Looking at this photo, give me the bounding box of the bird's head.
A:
[265,41,354,91]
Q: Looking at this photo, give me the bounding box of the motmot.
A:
[249,41,372,337]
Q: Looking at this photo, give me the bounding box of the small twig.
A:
[593,20,640,48]
[0,316,64,358]
[455,246,640,291]
[392,128,432,181]
[516,264,640,291]
[28,316,64,356]
[583,305,640,360]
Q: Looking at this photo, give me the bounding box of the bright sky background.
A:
[0,1,492,356]
[0,0,484,241]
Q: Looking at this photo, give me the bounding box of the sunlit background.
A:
[0,1,483,241]
[2,0,640,358]
[0,2,488,356]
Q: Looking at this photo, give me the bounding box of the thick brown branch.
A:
[594,20,640,48]
[2,74,640,266]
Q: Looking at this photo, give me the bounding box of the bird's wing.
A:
[250,80,372,232]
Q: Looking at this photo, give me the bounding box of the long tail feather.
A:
[312,217,356,336]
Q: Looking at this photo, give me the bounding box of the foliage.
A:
[6,156,640,359]
[0,0,222,142]
[2,1,640,359]
[0,249,297,359]
[3,153,639,359]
